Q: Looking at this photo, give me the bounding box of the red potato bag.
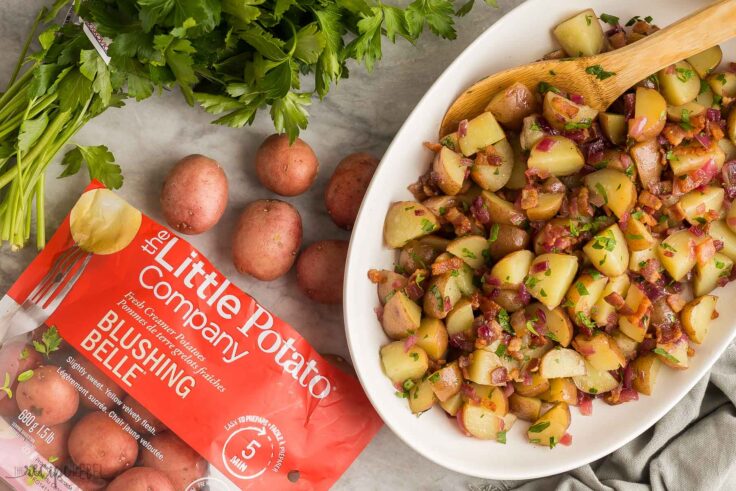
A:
[0,181,381,490]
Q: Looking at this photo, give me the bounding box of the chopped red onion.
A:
[578,393,593,416]
[629,116,648,138]
[689,225,705,237]
[694,133,712,149]
[715,239,725,251]
[470,196,490,224]
[706,108,722,122]
[458,119,469,138]
[503,383,515,398]
[618,388,639,403]
[624,93,636,120]
[490,367,508,385]
[560,433,573,446]
[569,93,585,105]
[461,383,480,403]
[460,157,474,167]
[518,284,531,305]
[623,363,634,389]
[531,260,550,274]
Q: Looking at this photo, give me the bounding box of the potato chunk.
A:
[470,138,515,192]
[458,112,506,156]
[539,378,577,405]
[409,378,436,414]
[572,332,626,371]
[708,220,736,261]
[525,253,578,309]
[460,403,504,440]
[539,348,586,379]
[573,361,619,395]
[384,202,439,248]
[429,362,463,402]
[381,291,421,340]
[424,272,462,319]
[680,295,718,344]
[513,373,550,397]
[490,250,534,289]
[631,353,661,395]
[481,191,526,226]
[687,46,722,78]
[553,9,605,57]
[445,298,474,337]
[509,394,542,421]
[527,193,564,222]
[542,92,599,132]
[592,274,630,327]
[528,135,585,176]
[599,113,627,145]
[447,235,489,269]
[629,87,667,142]
[694,253,733,296]
[527,402,570,447]
[584,170,637,219]
[624,217,656,252]
[525,303,574,347]
[679,186,724,226]
[466,350,505,385]
[565,272,608,328]
[380,342,429,384]
[654,339,689,369]
[432,146,466,195]
[415,318,448,361]
[583,224,629,277]
[485,82,538,130]
[618,284,652,342]
[658,61,701,106]
[630,139,662,192]
[657,229,699,281]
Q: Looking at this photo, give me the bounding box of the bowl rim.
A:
[342,0,732,480]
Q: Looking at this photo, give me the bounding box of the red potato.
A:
[16,365,79,426]
[256,134,319,196]
[33,421,71,469]
[324,152,379,229]
[76,357,125,411]
[107,467,175,491]
[122,395,167,436]
[141,432,208,491]
[296,240,349,304]
[0,342,43,418]
[68,411,138,478]
[233,199,303,281]
[160,154,228,235]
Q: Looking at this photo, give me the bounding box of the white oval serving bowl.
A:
[344,0,735,480]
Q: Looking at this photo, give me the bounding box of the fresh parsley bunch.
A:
[0,0,496,250]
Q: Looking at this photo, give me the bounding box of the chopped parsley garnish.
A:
[631,210,644,220]
[576,282,589,296]
[599,255,607,266]
[410,252,427,269]
[462,248,477,259]
[439,206,447,215]
[429,372,440,383]
[430,285,443,311]
[450,269,460,277]
[564,119,592,130]
[538,81,561,95]
[410,352,420,362]
[661,243,678,253]
[529,421,551,433]
[405,205,416,211]
[577,312,597,330]
[403,379,416,391]
[498,308,513,334]
[585,15,592,26]
[653,347,680,364]
[589,270,603,280]
[540,288,548,297]
[717,73,728,85]
[495,343,511,360]
[384,291,396,303]
[716,260,726,269]
[440,135,457,151]
[585,65,616,80]
[600,13,620,25]
[591,230,617,252]
[589,388,598,394]
[530,122,543,132]
[526,319,540,336]
[675,67,695,83]
[594,182,609,204]
[545,332,559,343]
[489,223,500,244]
[420,219,436,233]
[497,431,507,444]
[627,234,644,240]
[525,276,539,289]
[680,108,693,131]
[33,326,62,358]
[549,436,558,449]
[544,269,552,277]
[625,164,635,178]
[395,391,408,399]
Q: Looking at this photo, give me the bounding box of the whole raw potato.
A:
[122,395,167,436]
[67,468,108,491]
[160,154,228,234]
[16,365,79,426]
[141,432,208,490]
[107,467,175,491]
[76,357,125,410]
[255,134,319,196]
[34,421,71,468]
[233,199,303,281]
[68,411,138,478]
[0,342,42,418]
[296,240,349,304]
[324,152,379,229]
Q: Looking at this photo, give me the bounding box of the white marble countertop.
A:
[0,1,526,489]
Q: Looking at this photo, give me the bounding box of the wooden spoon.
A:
[440,0,736,136]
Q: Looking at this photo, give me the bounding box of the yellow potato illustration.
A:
[70,189,142,255]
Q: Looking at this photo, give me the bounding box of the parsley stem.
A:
[35,174,44,250]
[7,9,45,88]
[0,68,33,111]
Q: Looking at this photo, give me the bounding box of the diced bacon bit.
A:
[637,210,657,227]
[638,190,662,211]
[490,367,509,386]
[451,333,475,352]
[663,114,706,146]
[478,296,501,319]
[609,31,627,49]
[618,388,640,403]
[695,133,712,149]
[531,260,550,275]
[604,292,626,310]
[712,309,720,320]
[423,141,443,152]
[403,335,418,352]
[536,137,557,152]
[508,337,522,353]
[525,166,551,183]
[510,309,527,335]
[695,237,716,267]
[655,323,682,345]
[408,171,441,201]
[445,207,473,236]
[537,222,577,253]
[521,187,539,210]
[458,119,469,138]
[722,161,736,199]
[521,370,533,385]
[414,209,425,216]
[431,257,464,276]
[468,291,481,309]
[518,283,531,305]
[714,239,725,252]
[674,158,719,194]
[479,145,503,165]
[405,280,424,301]
[632,20,653,34]
[572,187,594,217]
[632,295,653,325]
[666,293,688,313]
[526,358,541,373]
[668,202,687,222]
[367,269,387,283]
[640,258,663,284]
[708,119,725,141]
[374,306,384,322]
[578,392,593,415]
[443,296,452,312]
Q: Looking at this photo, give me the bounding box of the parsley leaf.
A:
[653,347,680,364]
[32,326,62,358]
[585,65,616,80]
[529,421,551,433]
[60,145,122,190]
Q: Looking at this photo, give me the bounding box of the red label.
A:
[5,184,381,490]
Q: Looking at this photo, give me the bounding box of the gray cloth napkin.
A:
[475,342,736,491]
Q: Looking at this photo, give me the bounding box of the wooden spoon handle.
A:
[599,0,736,94]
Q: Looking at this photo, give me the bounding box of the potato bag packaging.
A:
[0,181,381,490]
